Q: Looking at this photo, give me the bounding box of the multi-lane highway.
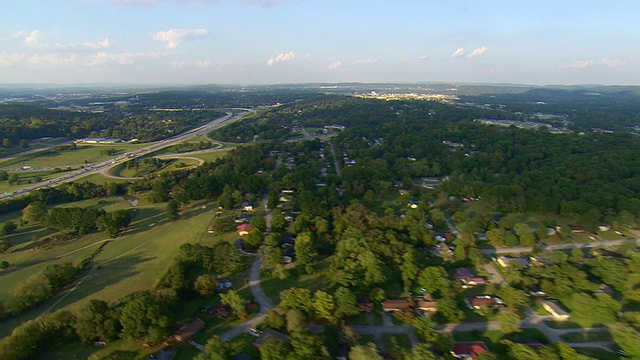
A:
[0,109,252,200]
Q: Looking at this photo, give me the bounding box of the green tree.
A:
[3,138,13,148]
[75,299,119,343]
[497,309,521,334]
[313,290,335,320]
[333,287,360,318]
[193,274,218,297]
[400,249,420,293]
[289,333,330,360]
[348,342,383,360]
[118,292,173,343]
[259,338,290,360]
[8,173,20,185]
[21,202,47,223]
[0,170,8,181]
[196,336,231,360]
[220,289,247,320]
[295,232,317,273]
[417,266,451,297]
[280,287,313,314]
[1,221,17,236]
[435,296,465,323]
[406,343,436,360]
[611,324,640,358]
[166,200,180,221]
[413,316,437,342]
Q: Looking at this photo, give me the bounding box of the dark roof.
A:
[254,328,289,347]
[174,319,205,342]
[455,267,473,279]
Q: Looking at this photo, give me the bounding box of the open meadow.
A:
[0,195,221,340]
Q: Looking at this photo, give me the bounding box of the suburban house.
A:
[173,318,205,342]
[254,328,289,348]
[570,226,585,233]
[236,224,251,236]
[207,224,215,234]
[541,300,570,321]
[451,341,489,359]
[455,267,487,287]
[242,202,254,212]
[382,299,413,312]
[415,293,438,313]
[465,296,504,310]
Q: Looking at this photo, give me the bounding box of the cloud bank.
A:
[150,28,208,48]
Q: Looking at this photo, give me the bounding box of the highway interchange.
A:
[0,109,252,200]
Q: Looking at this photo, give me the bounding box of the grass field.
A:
[0,196,219,340]
[185,149,232,163]
[72,173,131,185]
[0,143,148,170]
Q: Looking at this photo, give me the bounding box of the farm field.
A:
[0,143,148,170]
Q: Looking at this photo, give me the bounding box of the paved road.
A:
[328,141,342,178]
[480,238,640,255]
[484,262,505,285]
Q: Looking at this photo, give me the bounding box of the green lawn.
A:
[260,260,333,299]
[0,144,148,170]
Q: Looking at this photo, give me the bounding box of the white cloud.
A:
[9,31,27,39]
[328,61,342,70]
[568,60,595,69]
[171,59,237,68]
[0,52,27,66]
[451,48,466,57]
[28,53,80,65]
[150,28,208,48]
[24,30,42,48]
[84,39,110,50]
[267,51,295,66]
[418,55,430,60]
[601,57,627,67]
[352,58,378,65]
[87,52,160,66]
[467,46,487,58]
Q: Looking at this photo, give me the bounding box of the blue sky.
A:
[1,0,638,85]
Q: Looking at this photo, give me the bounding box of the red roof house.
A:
[237,223,251,236]
[451,341,489,359]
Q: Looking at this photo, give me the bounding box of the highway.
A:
[0,109,252,200]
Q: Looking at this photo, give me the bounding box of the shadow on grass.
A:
[5,226,54,249]
[47,253,148,311]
